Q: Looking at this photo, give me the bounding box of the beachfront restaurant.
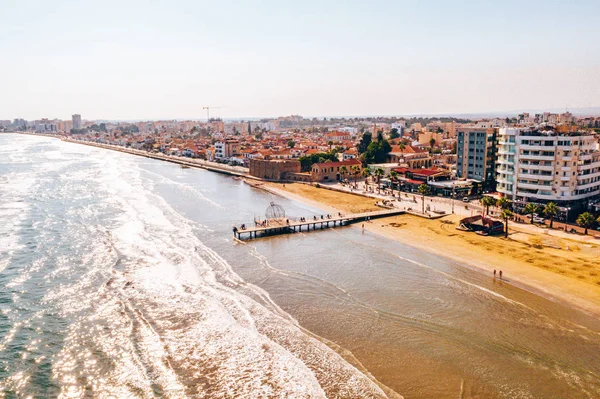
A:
[428,180,473,198]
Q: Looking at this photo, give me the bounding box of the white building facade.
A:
[497,128,600,205]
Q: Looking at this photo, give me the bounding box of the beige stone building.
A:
[311,159,362,182]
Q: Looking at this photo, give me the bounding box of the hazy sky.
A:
[2,0,600,120]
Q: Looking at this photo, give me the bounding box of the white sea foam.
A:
[45,150,392,398]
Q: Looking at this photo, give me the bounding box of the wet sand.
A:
[258,182,600,318]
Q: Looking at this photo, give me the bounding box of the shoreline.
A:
[250,181,600,319]
[8,132,252,178]
[14,133,600,316]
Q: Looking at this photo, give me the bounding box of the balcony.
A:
[577,181,600,191]
[498,148,516,155]
[516,191,560,201]
[497,176,514,185]
[519,173,553,181]
[519,144,555,151]
[519,154,555,161]
[577,171,600,180]
[518,182,552,190]
[497,158,514,165]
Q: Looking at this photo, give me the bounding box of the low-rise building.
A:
[311,159,362,182]
[249,159,301,180]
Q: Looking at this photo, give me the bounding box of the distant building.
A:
[72,114,82,130]
[214,139,240,159]
[456,127,498,190]
[496,127,600,209]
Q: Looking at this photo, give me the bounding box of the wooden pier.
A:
[233,209,405,240]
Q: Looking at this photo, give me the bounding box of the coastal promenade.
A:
[1,133,250,178]
[234,208,405,240]
[61,138,251,177]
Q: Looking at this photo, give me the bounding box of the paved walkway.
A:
[323,180,600,244]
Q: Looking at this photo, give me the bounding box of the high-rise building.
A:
[72,114,82,130]
[456,127,498,190]
[496,127,600,209]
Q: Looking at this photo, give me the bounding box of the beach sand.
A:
[260,182,600,317]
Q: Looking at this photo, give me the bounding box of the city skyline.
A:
[2,0,600,120]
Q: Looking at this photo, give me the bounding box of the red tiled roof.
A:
[313,159,361,168]
[408,168,443,176]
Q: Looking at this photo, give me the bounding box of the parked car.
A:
[533,216,545,224]
[462,197,470,202]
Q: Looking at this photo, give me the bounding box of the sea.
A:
[1,133,600,399]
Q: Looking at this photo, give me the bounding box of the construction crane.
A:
[202,106,224,122]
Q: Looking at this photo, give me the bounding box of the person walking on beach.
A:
[493,269,496,278]
[499,270,503,279]
[362,223,364,233]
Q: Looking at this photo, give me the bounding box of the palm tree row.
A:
[576,212,600,235]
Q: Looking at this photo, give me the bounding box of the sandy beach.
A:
[254,181,600,317]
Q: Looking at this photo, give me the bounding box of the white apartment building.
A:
[214,139,240,160]
[497,128,600,205]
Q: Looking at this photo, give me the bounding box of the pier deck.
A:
[234,208,404,240]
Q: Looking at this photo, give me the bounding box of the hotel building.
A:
[456,127,498,190]
[496,127,600,208]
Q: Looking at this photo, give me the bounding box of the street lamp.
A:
[451,181,456,214]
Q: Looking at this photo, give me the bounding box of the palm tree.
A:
[417,184,430,214]
[576,212,595,235]
[497,197,510,210]
[429,137,436,153]
[543,202,559,228]
[501,209,513,238]
[327,140,334,151]
[340,166,348,182]
[388,170,398,196]
[480,196,496,215]
[374,168,384,193]
[351,165,361,185]
[362,167,371,188]
[524,203,538,224]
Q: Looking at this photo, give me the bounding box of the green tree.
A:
[287,140,296,148]
[543,202,559,228]
[374,168,384,193]
[362,168,371,188]
[328,140,334,151]
[429,137,436,153]
[357,132,372,154]
[340,166,348,181]
[501,209,513,238]
[351,165,361,184]
[364,139,392,164]
[497,197,510,210]
[417,184,430,214]
[524,203,539,224]
[299,152,338,172]
[389,128,400,139]
[480,196,496,215]
[576,212,595,235]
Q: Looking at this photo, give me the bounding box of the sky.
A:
[1,0,600,120]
